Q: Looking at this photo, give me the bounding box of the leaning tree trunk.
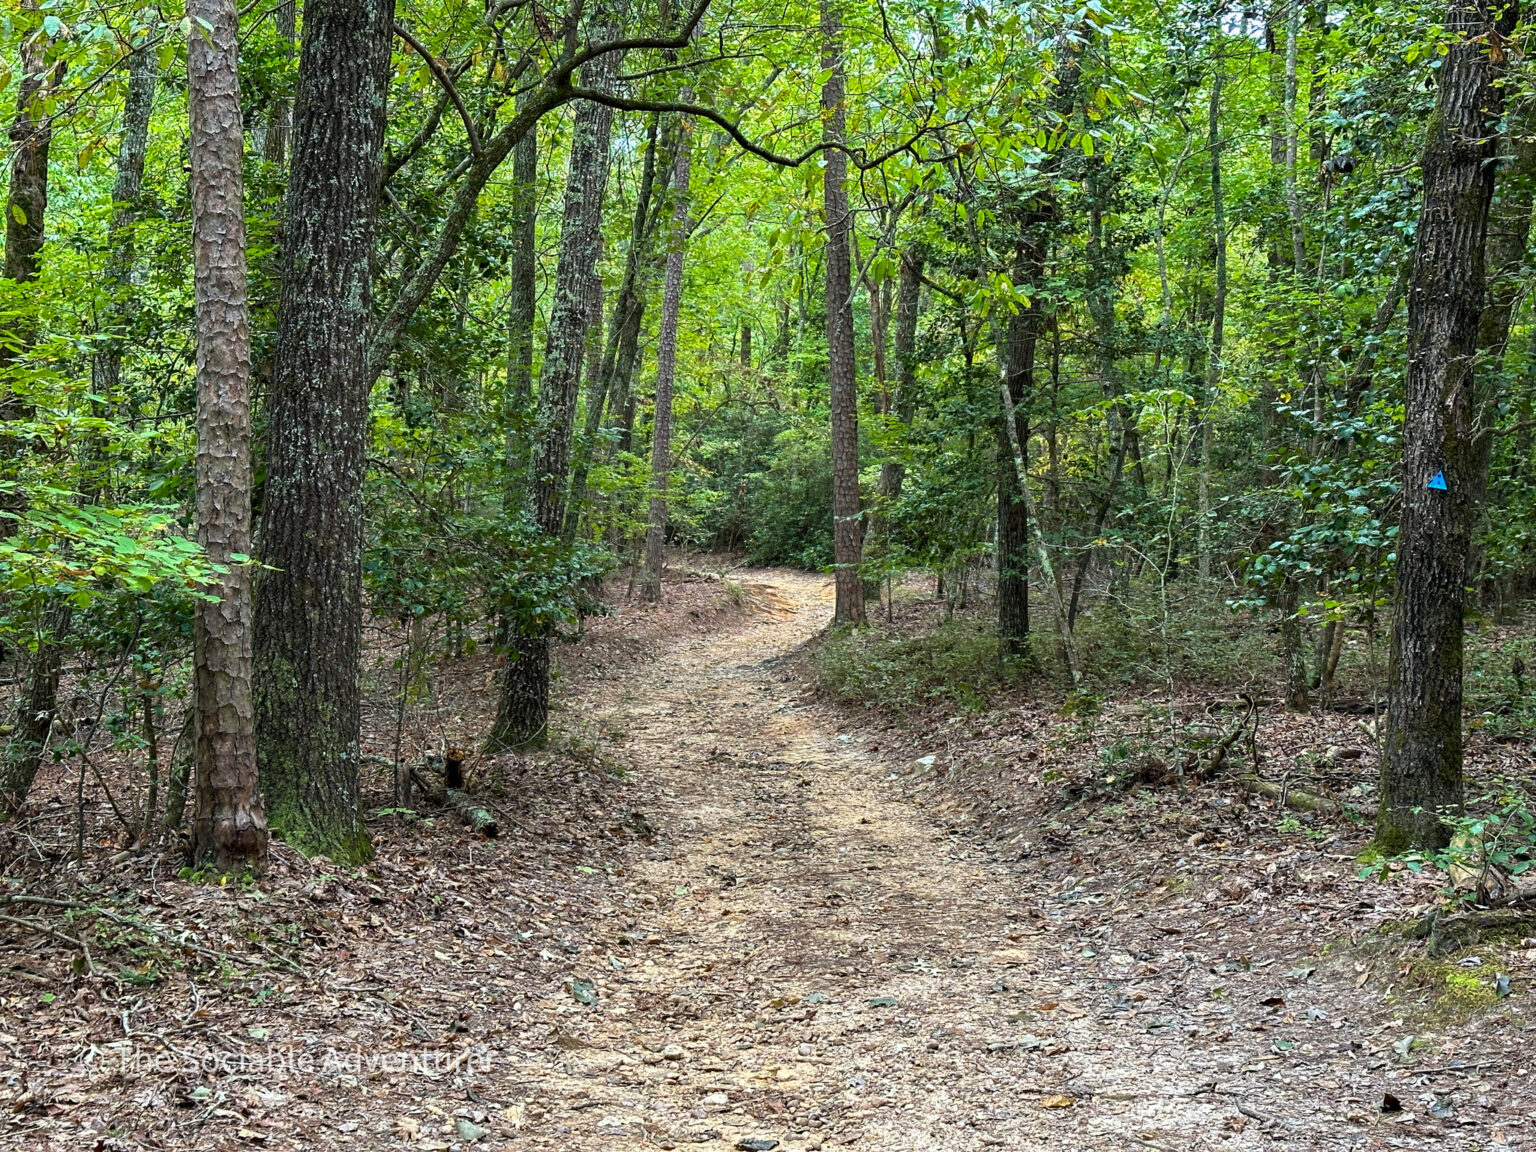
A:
[187,0,268,872]
[253,0,394,864]
[1378,0,1516,853]
[488,20,621,750]
[821,0,864,625]
[643,113,692,600]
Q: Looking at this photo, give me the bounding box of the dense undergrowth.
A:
[811,576,1536,743]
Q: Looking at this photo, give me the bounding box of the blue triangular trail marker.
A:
[1427,471,1448,490]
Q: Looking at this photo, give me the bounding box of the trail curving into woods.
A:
[501,570,1419,1151]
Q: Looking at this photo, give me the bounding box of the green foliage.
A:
[1364,781,1536,906]
[742,425,835,569]
[811,619,1023,712]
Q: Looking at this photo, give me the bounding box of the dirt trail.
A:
[504,571,1282,1151]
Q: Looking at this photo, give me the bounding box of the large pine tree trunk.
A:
[253,0,394,863]
[821,0,864,625]
[187,0,268,872]
[643,116,692,600]
[1378,0,1515,853]
[489,23,621,750]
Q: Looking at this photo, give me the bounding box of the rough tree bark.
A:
[3,6,53,289]
[488,20,622,750]
[821,0,864,625]
[253,0,394,863]
[643,112,692,599]
[187,0,268,872]
[1378,0,1516,853]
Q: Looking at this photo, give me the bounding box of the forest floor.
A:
[3,566,1535,1151]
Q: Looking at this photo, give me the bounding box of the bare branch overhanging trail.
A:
[495,570,1400,1151]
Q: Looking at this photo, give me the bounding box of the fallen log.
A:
[1236,774,1339,815]
[408,768,499,837]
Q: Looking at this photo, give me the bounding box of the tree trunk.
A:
[868,248,923,549]
[4,5,53,288]
[1378,0,1515,853]
[489,20,621,750]
[643,112,691,600]
[502,106,539,511]
[1282,0,1306,271]
[0,602,70,816]
[821,0,864,625]
[999,372,1081,683]
[187,0,268,873]
[253,0,393,864]
[1200,53,1226,582]
[1,2,59,508]
[996,425,1030,659]
[263,0,298,167]
[92,44,157,402]
[566,115,666,537]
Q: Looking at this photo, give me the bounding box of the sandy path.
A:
[499,570,1277,1152]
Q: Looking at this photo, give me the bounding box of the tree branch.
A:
[394,22,483,157]
[563,86,957,170]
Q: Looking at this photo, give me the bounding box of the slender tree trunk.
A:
[1283,0,1307,271]
[502,110,539,511]
[187,0,268,872]
[995,285,1034,659]
[643,113,692,599]
[263,0,298,166]
[92,45,157,401]
[999,373,1080,683]
[566,115,665,536]
[1200,55,1226,581]
[489,20,621,749]
[253,0,394,864]
[996,424,1030,659]
[3,8,53,289]
[1,1,58,498]
[821,0,864,625]
[1343,264,1409,409]
[868,248,922,549]
[1378,0,1515,853]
